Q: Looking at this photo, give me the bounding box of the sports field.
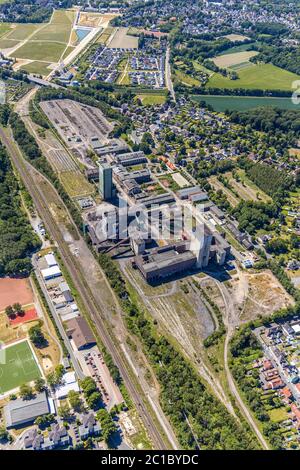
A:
[0,340,41,394]
[0,277,33,312]
[207,63,300,91]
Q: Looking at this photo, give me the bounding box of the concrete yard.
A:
[40,99,114,152]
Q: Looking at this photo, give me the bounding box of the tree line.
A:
[0,140,41,276]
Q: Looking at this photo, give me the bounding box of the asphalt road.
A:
[0,126,168,451]
[32,256,85,380]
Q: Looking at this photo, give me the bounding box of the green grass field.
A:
[174,69,201,87]
[268,407,289,423]
[0,39,20,49]
[11,41,67,62]
[136,94,167,105]
[0,340,41,394]
[60,171,94,198]
[31,23,72,43]
[191,94,300,111]
[0,23,13,38]
[20,61,52,76]
[51,9,75,24]
[10,9,75,63]
[6,23,41,40]
[207,63,300,91]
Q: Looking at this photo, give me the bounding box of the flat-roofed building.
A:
[4,392,50,429]
[135,243,197,283]
[41,265,62,280]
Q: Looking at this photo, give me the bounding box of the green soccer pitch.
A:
[0,340,41,394]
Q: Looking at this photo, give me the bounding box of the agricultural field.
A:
[191,94,300,111]
[207,63,300,91]
[212,51,258,68]
[0,340,41,395]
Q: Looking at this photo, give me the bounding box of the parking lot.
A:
[40,99,114,150]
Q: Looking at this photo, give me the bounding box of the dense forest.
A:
[0,0,72,23]
[227,107,300,139]
[231,200,278,235]
[0,142,40,276]
[252,44,300,75]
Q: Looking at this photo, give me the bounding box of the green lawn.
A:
[136,94,167,106]
[268,407,289,423]
[51,9,75,24]
[174,69,201,87]
[9,9,75,62]
[20,61,52,76]
[207,63,300,91]
[0,340,41,394]
[218,43,258,56]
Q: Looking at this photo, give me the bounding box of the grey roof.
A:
[79,412,101,437]
[4,392,50,428]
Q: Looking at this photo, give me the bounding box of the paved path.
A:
[32,256,85,380]
[165,47,176,102]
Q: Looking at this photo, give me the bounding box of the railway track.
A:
[0,127,168,451]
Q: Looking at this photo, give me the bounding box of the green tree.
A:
[86,391,102,411]
[5,305,14,319]
[34,377,46,393]
[58,403,71,420]
[19,383,34,400]
[29,325,46,347]
[68,390,83,412]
